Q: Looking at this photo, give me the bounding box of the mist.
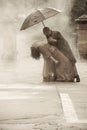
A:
[0,0,75,60]
[0,0,76,83]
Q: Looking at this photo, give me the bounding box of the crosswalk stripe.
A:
[60,93,79,123]
[60,93,87,123]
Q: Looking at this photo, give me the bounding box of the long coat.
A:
[47,31,76,64]
[38,44,77,82]
[47,45,76,81]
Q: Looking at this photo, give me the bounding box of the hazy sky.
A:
[0,0,73,21]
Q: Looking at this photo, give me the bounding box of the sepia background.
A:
[0,0,78,84]
[0,1,87,130]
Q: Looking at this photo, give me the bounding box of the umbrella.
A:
[20,7,61,30]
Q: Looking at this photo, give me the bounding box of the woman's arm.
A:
[50,56,59,64]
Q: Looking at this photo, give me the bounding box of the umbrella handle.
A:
[41,21,45,27]
[36,9,45,27]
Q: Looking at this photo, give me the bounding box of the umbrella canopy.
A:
[20,7,61,30]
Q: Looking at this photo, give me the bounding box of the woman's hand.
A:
[50,56,59,64]
[48,37,57,44]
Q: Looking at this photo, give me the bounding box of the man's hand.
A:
[48,37,57,43]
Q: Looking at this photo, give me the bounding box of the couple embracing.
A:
[31,27,80,82]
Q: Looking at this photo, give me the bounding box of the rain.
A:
[0,0,75,83]
[0,0,87,130]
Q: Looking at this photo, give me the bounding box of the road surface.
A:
[0,59,87,130]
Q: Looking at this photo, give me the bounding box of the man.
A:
[43,27,80,82]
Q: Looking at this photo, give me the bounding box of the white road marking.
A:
[0,84,54,90]
[0,91,40,100]
[60,93,87,123]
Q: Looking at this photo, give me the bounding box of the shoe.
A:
[74,75,80,82]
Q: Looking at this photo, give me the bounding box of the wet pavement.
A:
[0,59,87,130]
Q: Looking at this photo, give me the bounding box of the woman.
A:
[31,42,77,82]
[31,42,57,81]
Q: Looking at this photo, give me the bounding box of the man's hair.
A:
[43,27,52,38]
[43,27,51,34]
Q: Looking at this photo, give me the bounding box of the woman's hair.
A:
[31,47,41,59]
